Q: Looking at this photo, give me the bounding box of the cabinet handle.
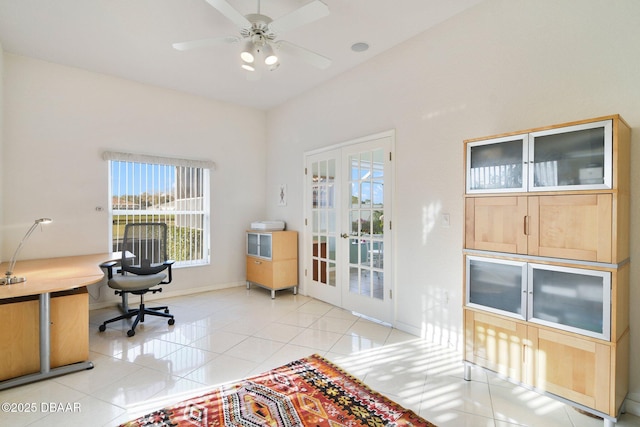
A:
[524,215,530,235]
[254,260,261,265]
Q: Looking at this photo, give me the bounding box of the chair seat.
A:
[109,273,167,292]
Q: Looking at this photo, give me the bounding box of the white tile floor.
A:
[1,286,639,427]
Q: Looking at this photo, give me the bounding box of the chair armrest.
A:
[161,260,176,284]
[100,260,118,280]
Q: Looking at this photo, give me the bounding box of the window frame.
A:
[105,151,214,268]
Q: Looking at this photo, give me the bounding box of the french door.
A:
[304,131,394,323]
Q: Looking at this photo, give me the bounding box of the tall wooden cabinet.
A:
[463,115,630,425]
[246,230,298,299]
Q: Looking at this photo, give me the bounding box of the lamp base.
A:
[0,276,26,285]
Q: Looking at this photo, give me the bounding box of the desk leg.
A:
[0,292,94,391]
[40,292,51,374]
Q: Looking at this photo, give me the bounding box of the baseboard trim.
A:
[625,397,640,417]
[88,281,246,310]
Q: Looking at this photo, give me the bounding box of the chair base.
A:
[99,303,175,337]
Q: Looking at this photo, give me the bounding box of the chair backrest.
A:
[120,223,169,275]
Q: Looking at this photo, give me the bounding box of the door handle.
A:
[340,233,349,239]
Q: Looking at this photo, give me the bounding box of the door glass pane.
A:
[320,160,327,182]
[372,209,383,237]
[328,262,336,286]
[259,234,271,258]
[350,155,359,180]
[350,182,359,208]
[328,211,335,235]
[349,266,359,294]
[349,238,359,264]
[373,149,384,178]
[348,146,385,301]
[319,210,327,232]
[312,211,318,233]
[350,211,359,235]
[360,152,371,179]
[360,269,370,296]
[311,158,337,287]
[467,258,524,317]
[373,271,383,300]
[328,236,336,261]
[247,233,258,256]
[531,267,607,335]
[360,210,371,235]
[469,139,523,190]
[532,126,605,188]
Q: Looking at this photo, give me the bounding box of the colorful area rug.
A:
[120,353,436,427]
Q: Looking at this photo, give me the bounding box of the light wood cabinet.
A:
[529,327,611,413]
[466,193,614,263]
[463,115,630,423]
[0,288,88,382]
[465,310,527,382]
[246,230,298,298]
[465,308,628,416]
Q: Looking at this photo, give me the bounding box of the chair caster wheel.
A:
[127,329,135,337]
[99,325,106,332]
[168,318,175,326]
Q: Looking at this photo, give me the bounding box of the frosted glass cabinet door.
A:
[247,233,259,256]
[466,134,527,193]
[246,233,273,259]
[529,120,612,191]
[466,256,527,319]
[259,234,272,258]
[528,263,611,340]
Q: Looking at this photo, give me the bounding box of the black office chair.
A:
[99,223,176,337]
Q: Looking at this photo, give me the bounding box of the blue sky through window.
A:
[111,161,176,196]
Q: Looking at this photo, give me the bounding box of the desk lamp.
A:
[1,218,52,285]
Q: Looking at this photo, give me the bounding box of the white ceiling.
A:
[0,0,482,110]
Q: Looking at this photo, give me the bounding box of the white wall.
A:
[2,53,267,305]
[266,0,640,410]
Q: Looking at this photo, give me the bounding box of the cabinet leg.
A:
[246,281,251,290]
[604,418,616,427]
[271,290,275,299]
[464,363,472,381]
[293,286,298,295]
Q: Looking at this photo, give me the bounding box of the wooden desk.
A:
[0,253,117,390]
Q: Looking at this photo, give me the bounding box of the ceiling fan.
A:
[172,0,332,73]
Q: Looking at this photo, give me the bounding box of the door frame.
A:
[302,129,396,324]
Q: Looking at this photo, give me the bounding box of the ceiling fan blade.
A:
[172,36,240,51]
[275,40,332,69]
[268,1,329,34]
[205,0,251,29]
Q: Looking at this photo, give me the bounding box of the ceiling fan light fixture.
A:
[262,43,279,66]
[240,41,256,63]
[241,63,256,72]
[265,54,278,66]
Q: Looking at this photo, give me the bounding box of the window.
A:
[105,152,214,267]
